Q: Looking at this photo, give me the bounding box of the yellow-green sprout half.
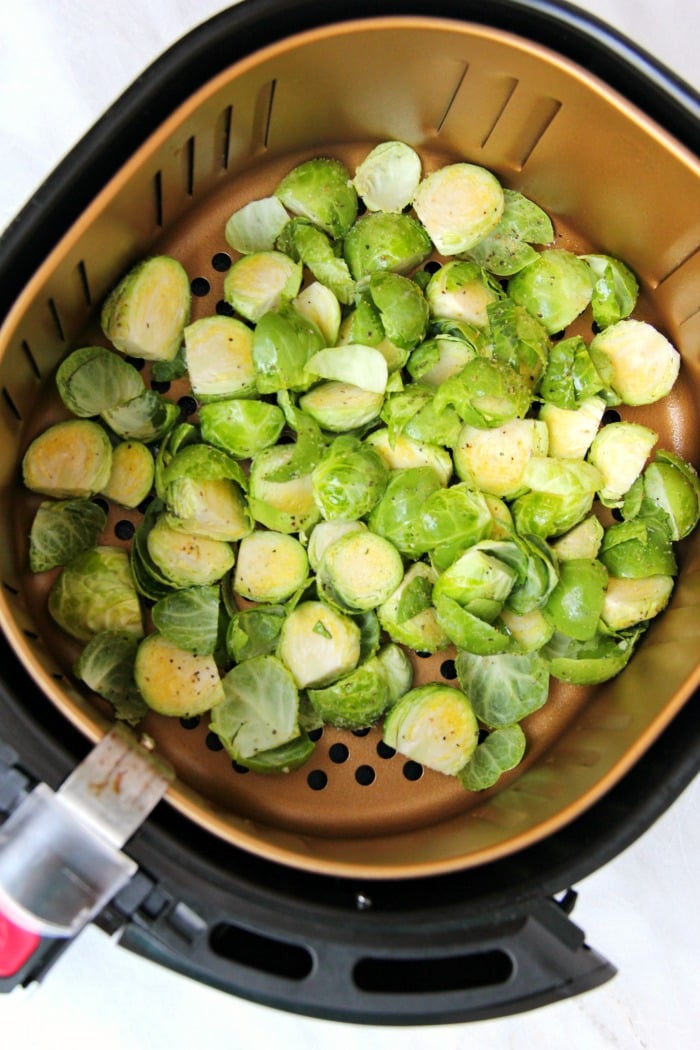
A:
[413,163,505,255]
[589,318,681,405]
[101,255,191,362]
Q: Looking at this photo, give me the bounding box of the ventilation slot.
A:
[154,170,164,227]
[479,77,519,148]
[48,297,65,342]
[210,922,314,980]
[77,259,92,307]
[219,104,233,170]
[253,79,277,151]
[2,388,22,422]
[354,949,513,994]
[21,340,41,380]
[185,135,195,196]
[436,62,469,133]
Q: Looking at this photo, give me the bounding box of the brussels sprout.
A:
[101,389,179,443]
[377,643,414,703]
[599,513,677,579]
[499,607,554,652]
[407,334,479,387]
[49,545,143,643]
[28,499,107,573]
[589,319,681,406]
[549,515,604,561]
[74,630,147,726]
[277,600,361,688]
[224,195,290,253]
[147,516,235,587]
[538,335,607,410]
[278,218,355,305]
[369,466,444,556]
[252,303,324,393]
[486,298,550,389]
[457,723,527,791]
[56,346,145,417]
[184,315,256,401]
[588,421,658,505]
[543,628,642,684]
[433,546,518,622]
[377,562,450,653]
[101,255,191,362]
[365,272,430,351]
[539,396,606,460]
[456,649,550,727]
[352,140,422,212]
[434,358,531,428]
[210,655,301,763]
[582,254,639,329]
[299,381,384,432]
[160,442,248,493]
[248,444,320,534]
[224,251,302,323]
[507,249,594,335]
[453,418,549,499]
[643,451,700,540]
[311,435,388,520]
[23,420,113,499]
[413,163,505,255]
[462,188,554,276]
[307,654,394,730]
[151,585,221,656]
[512,457,602,538]
[318,530,404,612]
[425,261,504,328]
[293,281,342,346]
[307,519,367,572]
[199,398,285,460]
[129,499,178,602]
[414,483,493,569]
[233,530,309,604]
[496,534,559,615]
[382,386,463,449]
[366,429,453,486]
[600,574,675,631]
[343,211,432,280]
[101,441,155,509]
[382,683,479,776]
[305,344,388,394]
[135,632,224,717]
[274,157,358,238]
[226,606,286,663]
[164,476,251,543]
[544,558,608,641]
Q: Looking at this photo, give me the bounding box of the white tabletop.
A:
[1,2,699,1047]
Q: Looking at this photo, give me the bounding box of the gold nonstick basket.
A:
[1,3,699,883]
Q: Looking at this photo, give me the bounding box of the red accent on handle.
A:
[0,910,41,977]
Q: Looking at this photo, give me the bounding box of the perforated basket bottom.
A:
[12,139,698,862]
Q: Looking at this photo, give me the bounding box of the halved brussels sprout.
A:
[539,396,606,460]
[293,281,342,346]
[311,435,388,520]
[343,211,432,280]
[407,334,479,387]
[413,163,505,255]
[453,418,549,499]
[599,513,677,579]
[199,398,285,460]
[377,562,450,653]
[278,218,356,305]
[224,251,302,323]
[543,628,642,685]
[499,607,554,652]
[512,457,602,538]
[210,655,301,764]
[457,723,527,791]
[643,451,700,540]
[101,441,155,509]
[455,649,550,727]
[544,558,608,641]
[135,632,224,717]
[368,466,444,556]
[366,429,453,486]
[352,140,422,212]
[49,545,143,643]
[224,195,290,253]
[252,303,325,393]
[433,546,518,622]
[226,606,286,663]
[462,188,554,277]
[56,346,145,417]
[425,261,504,328]
[365,271,430,351]
[147,516,235,587]
[74,630,147,726]
[151,585,221,656]
[28,499,107,574]
[306,654,394,730]
[582,254,639,329]
[538,335,607,410]
[318,530,404,612]
[415,483,493,569]
[550,515,604,561]
[600,574,675,631]
[165,476,252,542]
[234,530,309,603]
[307,519,367,572]
[277,600,361,688]
[588,421,658,505]
[23,420,113,499]
[434,358,531,428]
[274,156,358,238]
[184,315,257,401]
[507,249,594,334]
[248,444,320,534]
[382,683,479,776]
[305,344,388,394]
[299,381,384,432]
[101,255,191,362]
[589,319,681,406]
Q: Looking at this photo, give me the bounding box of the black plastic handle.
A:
[116,892,614,1025]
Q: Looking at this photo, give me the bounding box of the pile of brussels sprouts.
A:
[21,141,700,791]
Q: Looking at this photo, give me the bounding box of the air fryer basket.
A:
[0,0,699,890]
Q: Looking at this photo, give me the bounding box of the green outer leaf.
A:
[29,499,107,573]
[210,654,300,760]
[457,724,527,791]
[56,346,145,417]
[48,545,144,643]
[542,628,642,685]
[226,606,286,663]
[456,649,550,727]
[151,585,221,655]
[74,630,147,726]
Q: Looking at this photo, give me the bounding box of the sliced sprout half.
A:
[293,281,342,346]
[382,683,479,776]
[224,195,290,254]
[539,396,606,460]
[274,156,358,239]
[366,429,453,486]
[601,574,675,631]
[23,420,113,499]
[305,344,389,394]
[234,530,309,604]
[453,418,549,499]
[413,163,505,255]
[184,315,256,401]
[199,398,286,460]
[56,346,145,418]
[277,600,361,689]
[318,530,404,612]
[507,249,594,335]
[224,251,302,323]
[352,140,422,212]
[147,516,235,587]
[101,255,191,362]
[378,562,450,653]
[589,318,681,406]
[101,441,155,509]
[343,211,432,280]
[588,421,658,505]
[425,261,504,328]
[299,380,384,432]
[48,545,143,643]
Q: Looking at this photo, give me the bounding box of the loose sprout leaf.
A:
[455,650,550,727]
[151,585,221,655]
[211,655,300,761]
[305,344,389,394]
[48,546,144,643]
[74,630,147,726]
[29,499,107,573]
[543,627,643,685]
[582,254,639,329]
[457,723,527,791]
[353,140,422,213]
[225,195,290,254]
[56,346,145,417]
[226,606,286,663]
[462,189,555,276]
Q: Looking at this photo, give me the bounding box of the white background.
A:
[1,1,699,1047]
